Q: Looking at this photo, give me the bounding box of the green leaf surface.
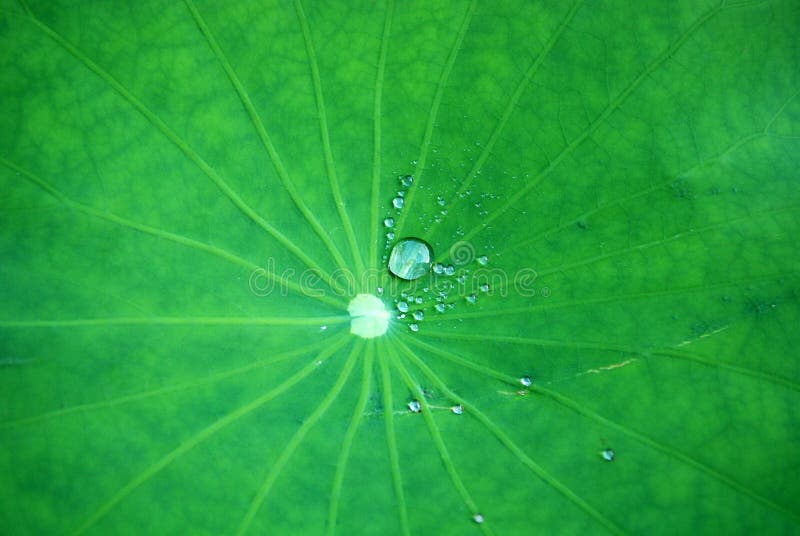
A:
[2,0,799,534]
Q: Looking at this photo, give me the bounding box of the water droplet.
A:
[602,448,615,462]
[320,325,327,331]
[436,195,446,206]
[479,283,490,293]
[456,274,467,285]
[388,238,433,280]
[409,323,419,332]
[432,263,444,275]
[414,296,423,304]
[396,301,409,313]
[412,310,424,321]
[451,404,464,415]
[477,255,488,265]
[444,265,455,276]
[392,197,405,209]
[520,376,533,387]
[401,174,414,188]
[386,231,395,240]
[408,400,421,413]
[473,513,484,524]
[466,294,477,304]
[376,287,384,295]
[384,217,395,228]
[435,303,446,313]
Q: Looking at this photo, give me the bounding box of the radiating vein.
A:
[237,339,363,535]
[0,337,337,429]
[19,9,346,296]
[394,0,476,238]
[454,2,727,248]
[0,316,347,328]
[533,384,800,523]
[377,337,410,536]
[386,336,490,534]
[184,0,354,280]
[532,205,799,279]
[395,336,625,535]
[293,0,365,277]
[72,335,350,535]
[421,330,800,393]
[434,271,798,322]
[428,0,584,237]
[0,156,347,310]
[370,1,394,273]
[327,341,374,535]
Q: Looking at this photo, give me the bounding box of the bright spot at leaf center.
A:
[348,294,390,338]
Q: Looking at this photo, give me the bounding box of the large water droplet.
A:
[397,301,409,313]
[392,197,404,209]
[388,238,433,280]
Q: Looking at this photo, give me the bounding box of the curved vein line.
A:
[327,340,374,535]
[421,331,800,393]
[0,315,348,328]
[72,335,350,535]
[403,335,517,385]
[377,337,410,536]
[435,271,799,322]
[237,339,363,535]
[386,337,490,534]
[512,130,767,252]
[293,0,365,277]
[0,337,338,429]
[19,10,345,295]
[533,384,800,523]
[394,336,624,535]
[184,0,354,280]
[0,156,347,310]
[394,0,476,237]
[533,205,800,279]
[455,2,726,248]
[370,1,394,274]
[451,0,584,203]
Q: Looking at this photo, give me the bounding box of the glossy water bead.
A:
[388,238,433,280]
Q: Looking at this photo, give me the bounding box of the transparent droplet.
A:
[473,513,484,524]
[384,217,395,228]
[432,263,444,275]
[388,238,433,280]
[477,255,488,265]
[436,195,446,206]
[412,310,424,321]
[444,265,455,276]
[392,197,404,209]
[602,448,615,462]
[396,301,409,313]
[456,274,467,285]
[466,293,477,304]
[520,376,533,387]
[376,286,384,295]
[414,296,423,304]
[386,231,395,240]
[479,283,490,293]
[435,303,446,313]
[408,400,421,413]
[451,404,464,415]
[401,174,414,188]
[409,323,419,332]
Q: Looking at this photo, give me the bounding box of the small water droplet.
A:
[456,274,467,284]
[392,197,405,209]
[320,325,327,331]
[466,294,477,304]
[388,238,433,280]
[386,231,395,240]
[444,265,455,276]
[432,263,444,275]
[477,255,488,265]
[451,404,464,415]
[436,195,446,206]
[435,303,446,313]
[401,174,414,188]
[520,376,532,387]
[397,301,409,313]
[408,400,421,413]
[384,217,395,228]
[473,513,484,524]
[409,323,419,332]
[479,283,490,293]
[376,286,384,295]
[414,296,423,304]
[412,310,424,321]
[602,448,615,462]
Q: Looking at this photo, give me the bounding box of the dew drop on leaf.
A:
[451,404,464,415]
[400,174,414,188]
[432,262,444,275]
[409,323,419,332]
[396,301,409,313]
[412,310,424,321]
[392,196,404,209]
[466,293,477,304]
[388,238,433,280]
[444,265,455,276]
[602,448,616,462]
[408,400,421,413]
[520,376,533,387]
[435,303,446,313]
[477,255,488,265]
[383,217,395,228]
